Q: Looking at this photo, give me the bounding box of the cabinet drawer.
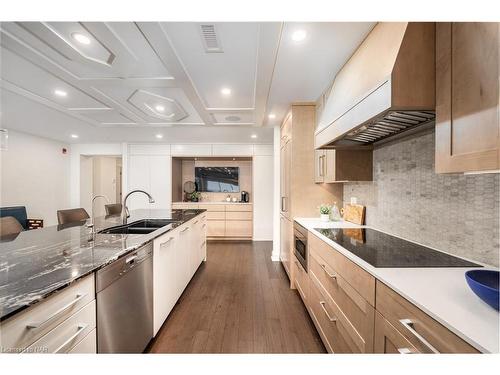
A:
[0,274,95,351]
[207,220,225,237]
[292,258,309,303]
[25,300,96,354]
[226,211,252,220]
[309,233,375,305]
[374,311,419,354]
[207,211,225,220]
[68,328,96,353]
[225,220,252,238]
[198,204,226,212]
[375,281,479,353]
[225,204,253,212]
[172,203,198,210]
[309,251,374,352]
[308,275,359,353]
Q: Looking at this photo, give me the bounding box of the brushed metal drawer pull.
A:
[319,301,337,322]
[202,224,206,228]
[180,227,190,233]
[397,347,416,354]
[193,220,199,224]
[200,241,206,248]
[320,263,337,279]
[27,293,88,329]
[399,319,439,353]
[53,323,88,353]
[160,237,174,247]
[294,260,303,272]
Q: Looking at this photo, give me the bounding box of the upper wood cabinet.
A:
[314,149,373,183]
[435,22,500,173]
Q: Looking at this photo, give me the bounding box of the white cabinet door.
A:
[212,144,254,156]
[128,155,151,210]
[177,225,192,292]
[153,231,179,336]
[149,155,171,209]
[200,216,207,263]
[171,144,212,157]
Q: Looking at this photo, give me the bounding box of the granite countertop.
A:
[0,209,205,322]
[295,217,499,353]
[173,201,252,205]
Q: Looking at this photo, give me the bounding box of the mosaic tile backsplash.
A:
[343,130,500,267]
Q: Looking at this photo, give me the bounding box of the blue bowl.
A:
[465,270,499,311]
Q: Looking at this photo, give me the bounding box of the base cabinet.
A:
[153,214,207,336]
[280,215,291,277]
[374,312,419,354]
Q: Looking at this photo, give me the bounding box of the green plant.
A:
[189,191,201,201]
[319,204,331,215]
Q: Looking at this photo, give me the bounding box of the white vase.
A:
[320,214,330,222]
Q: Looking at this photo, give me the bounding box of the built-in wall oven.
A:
[293,222,308,272]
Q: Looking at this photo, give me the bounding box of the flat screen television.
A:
[195,167,239,193]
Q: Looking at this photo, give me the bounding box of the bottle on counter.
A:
[330,202,341,221]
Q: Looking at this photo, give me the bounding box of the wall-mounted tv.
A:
[195,167,239,193]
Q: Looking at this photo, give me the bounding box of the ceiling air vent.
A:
[199,24,223,53]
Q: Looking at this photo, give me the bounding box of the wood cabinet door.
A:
[436,22,499,173]
[314,150,325,183]
[279,215,291,276]
[323,150,337,183]
[207,220,225,237]
[374,312,419,354]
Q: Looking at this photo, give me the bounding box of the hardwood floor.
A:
[148,240,326,353]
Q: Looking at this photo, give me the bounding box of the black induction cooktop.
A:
[314,228,481,268]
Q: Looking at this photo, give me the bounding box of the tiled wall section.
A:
[343,130,500,267]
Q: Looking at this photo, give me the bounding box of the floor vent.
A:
[199,24,223,53]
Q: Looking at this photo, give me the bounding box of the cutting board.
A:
[343,204,366,225]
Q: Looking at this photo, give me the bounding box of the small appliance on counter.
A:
[241,191,249,203]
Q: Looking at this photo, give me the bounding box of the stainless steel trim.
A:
[126,255,138,264]
[53,323,88,353]
[160,237,174,246]
[26,293,88,329]
[399,319,440,353]
[180,227,190,233]
[319,301,337,322]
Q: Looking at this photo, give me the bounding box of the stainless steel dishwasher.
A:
[96,242,153,353]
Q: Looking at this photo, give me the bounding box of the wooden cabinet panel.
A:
[376,281,479,353]
[172,203,199,210]
[314,149,373,183]
[309,251,374,353]
[206,211,225,220]
[226,211,252,221]
[436,22,499,173]
[314,150,325,183]
[374,311,419,354]
[225,220,252,238]
[198,204,226,211]
[280,215,291,277]
[308,274,359,353]
[225,204,253,212]
[309,233,375,306]
[292,257,309,303]
[207,220,225,237]
[280,141,291,218]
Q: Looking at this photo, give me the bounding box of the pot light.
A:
[291,29,307,42]
[221,87,231,96]
[72,33,91,45]
[268,113,276,119]
[251,134,257,139]
[155,134,163,139]
[54,89,68,97]
[155,105,165,112]
[70,134,79,139]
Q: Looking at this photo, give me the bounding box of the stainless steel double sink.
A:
[99,219,180,235]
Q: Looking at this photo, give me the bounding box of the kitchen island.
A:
[0,209,206,353]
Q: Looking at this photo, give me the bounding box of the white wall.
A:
[0,130,70,226]
[92,156,120,217]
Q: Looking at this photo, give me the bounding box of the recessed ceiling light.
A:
[155,105,165,112]
[291,29,307,42]
[70,134,79,139]
[221,87,231,96]
[251,134,257,139]
[72,33,91,45]
[155,134,163,139]
[54,89,68,97]
[268,113,276,119]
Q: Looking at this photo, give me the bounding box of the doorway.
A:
[80,155,122,217]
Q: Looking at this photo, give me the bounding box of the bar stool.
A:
[0,216,24,237]
[57,208,90,225]
[105,204,122,216]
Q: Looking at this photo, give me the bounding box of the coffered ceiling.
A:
[0,21,374,143]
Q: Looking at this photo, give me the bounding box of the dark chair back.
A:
[57,208,90,225]
[105,203,122,216]
[0,216,24,237]
[0,206,28,230]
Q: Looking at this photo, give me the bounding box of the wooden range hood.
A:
[315,22,436,148]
